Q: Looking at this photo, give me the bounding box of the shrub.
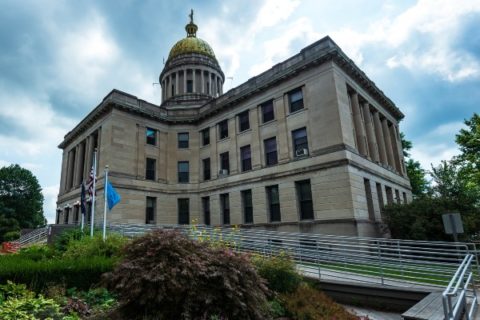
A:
[103,230,269,320]
[3,230,20,241]
[0,255,114,292]
[17,244,56,261]
[281,284,358,320]
[251,252,301,294]
[53,228,87,253]
[0,281,64,320]
[62,233,128,259]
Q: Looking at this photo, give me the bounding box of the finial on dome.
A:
[185,9,197,37]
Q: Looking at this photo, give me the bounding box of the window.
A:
[171,85,175,96]
[201,128,210,146]
[146,158,156,181]
[296,180,314,220]
[203,158,211,181]
[242,189,253,224]
[403,192,407,204]
[218,120,228,139]
[364,179,375,221]
[146,197,156,224]
[220,193,230,225]
[207,81,210,94]
[73,206,79,224]
[220,152,229,174]
[202,197,210,225]
[178,161,189,183]
[376,183,384,210]
[238,110,250,132]
[178,132,189,148]
[64,208,70,224]
[266,185,281,222]
[178,198,189,224]
[264,137,278,166]
[240,145,252,172]
[261,100,274,123]
[395,189,401,204]
[292,127,308,157]
[288,87,304,113]
[385,186,393,205]
[186,80,193,93]
[146,127,156,145]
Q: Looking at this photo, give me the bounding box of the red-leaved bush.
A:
[102,230,269,320]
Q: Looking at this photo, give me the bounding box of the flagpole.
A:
[90,149,97,238]
[80,209,84,232]
[80,181,85,233]
[103,165,109,241]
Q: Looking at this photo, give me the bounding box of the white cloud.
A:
[43,184,60,223]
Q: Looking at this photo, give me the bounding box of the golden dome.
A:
[168,37,216,61]
[167,9,217,62]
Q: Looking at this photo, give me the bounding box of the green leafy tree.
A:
[0,164,45,240]
[455,113,480,184]
[401,133,429,197]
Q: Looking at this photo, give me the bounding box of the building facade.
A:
[55,15,411,237]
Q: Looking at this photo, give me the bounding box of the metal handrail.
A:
[442,254,478,320]
[15,227,48,246]
[107,223,480,288]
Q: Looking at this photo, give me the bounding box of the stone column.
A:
[66,149,74,190]
[192,69,196,93]
[212,74,216,96]
[392,125,405,174]
[175,71,179,95]
[201,69,205,94]
[76,142,85,185]
[381,118,395,168]
[362,103,379,162]
[350,92,368,156]
[83,137,91,181]
[277,96,289,163]
[373,111,388,165]
[183,69,187,94]
[251,107,261,170]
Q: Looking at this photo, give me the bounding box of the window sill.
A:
[259,119,276,127]
[200,143,210,149]
[238,128,252,135]
[287,107,307,117]
[218,137,230,142]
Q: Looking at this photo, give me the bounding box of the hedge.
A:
[0,255,114,292]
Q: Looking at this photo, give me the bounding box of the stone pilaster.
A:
[381,118,395,168]
[350,92,368,156]
[372,111,388,166]
[362,103,379,162]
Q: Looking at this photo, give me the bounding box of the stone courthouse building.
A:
[55,13,411,237]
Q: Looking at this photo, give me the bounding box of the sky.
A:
[0,0,479,223]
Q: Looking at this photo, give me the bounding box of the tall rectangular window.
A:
[146,127,156,145]
[238,110,250,132]
[385,186,393,205]
[288,87,304,113]
[178,132,189,148]
[264,137,278,166]
[403,192,407,204]
[146,197,156,224]
[242,189,253,224]
[364,179,375,221]
[73,206,79,224]
[146,158,156,181]
[202,196,210,225]
[218,120,228,139]
[395,189,401,204]
[220,152,229,174]
[178,161,189,183]
[186,80,193,93]
[64,208,70,224]
[220,193,230,225]
[261,100,274,123]
[178,198,189,224]
[201,128,210,146]
[240,145,252,172]
[203,158,211,181]
[266,185,281,222]
[292,127,308,157]
[296,180,313,220]
[376,183,384,211]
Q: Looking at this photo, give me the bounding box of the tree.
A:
[0,164,45,238]
[455,113,480,183]
[401,132,429,197]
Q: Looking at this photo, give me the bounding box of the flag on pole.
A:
[86,166,96,197]
[80,182,86,216]
[106,181,121,210]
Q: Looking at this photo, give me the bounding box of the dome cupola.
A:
[160,10,224,107]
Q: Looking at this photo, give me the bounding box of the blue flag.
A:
[106,181,121,210]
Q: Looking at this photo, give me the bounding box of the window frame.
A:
[202,158,211,181]
[240,145,252,172]
[146,158,156,181]
[266,185,281,222]
[178,198,189,225]
[218,120,229,140]
[178,161,189,183]
[202,196,210,225]
[146,127,156,145]
[292,127,308,157]
[220,152,229,173]
[238,110,250,132]
[220,193,230,225]
[261,100,275,123]
[178,132,189,149]
[296,180,314,220]
[288,87,304,113]
[201,128,210,146]
[186,79,193,93]
[146,196,156,224]
[264,137,278,166]
[242,189,253,224]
